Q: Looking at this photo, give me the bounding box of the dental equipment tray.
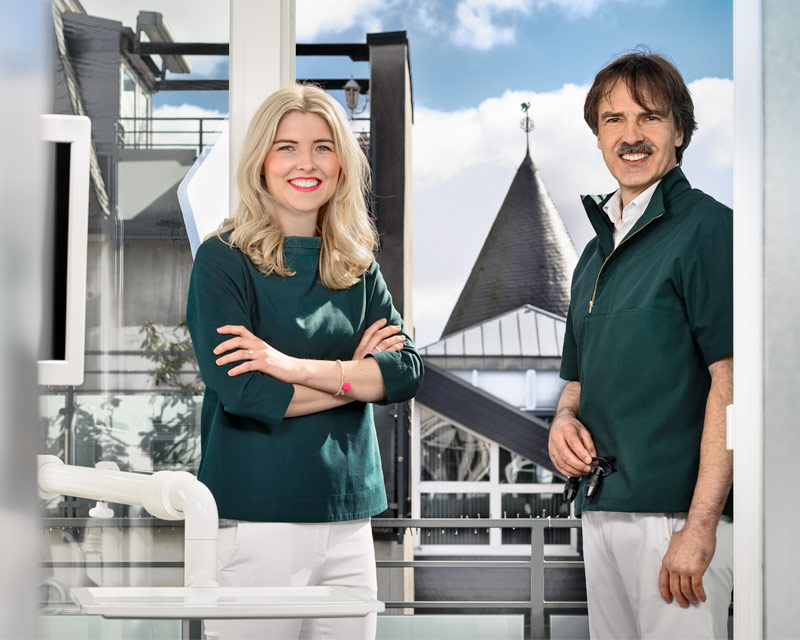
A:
[70,586,385,619]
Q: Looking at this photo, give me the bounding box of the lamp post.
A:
[344,76,368,117]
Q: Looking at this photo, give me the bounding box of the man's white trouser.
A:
[582,511,733,640]
[203,518,377,640]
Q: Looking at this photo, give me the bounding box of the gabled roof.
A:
[441,151,578,338]
[415,361,559,476]
[421,304,566,359]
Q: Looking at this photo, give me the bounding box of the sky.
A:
[81,0,734,347]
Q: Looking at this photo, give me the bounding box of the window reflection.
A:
[499,447,556,485]
[42,2,228,612]
[420,410,490,482]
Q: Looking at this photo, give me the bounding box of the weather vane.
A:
[520,102,535,153]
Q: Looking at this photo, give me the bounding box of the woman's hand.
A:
[214,325,300,383]
[352,318,405,360]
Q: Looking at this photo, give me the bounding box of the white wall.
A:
[763,1,800,636]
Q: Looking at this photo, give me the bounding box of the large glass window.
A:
[499,447,555,485]
[420,411,490,482]
[500,493,571,545]
[420,493,490,545]
[41,2,229,619]
[414,407,573,554]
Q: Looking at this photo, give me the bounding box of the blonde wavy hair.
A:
[218,83,377,289]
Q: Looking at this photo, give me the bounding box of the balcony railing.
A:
[117,117,227,156]
[40,515,585,640]
[372,517,585,640]
[116,116,372,159]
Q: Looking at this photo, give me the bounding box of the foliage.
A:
[42,396,129,467]
[41,395,129,517]
[137,321,204,472]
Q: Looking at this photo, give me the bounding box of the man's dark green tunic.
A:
[560,167,733,516]
[186,234,423,523]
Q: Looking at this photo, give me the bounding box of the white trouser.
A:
[203,518,377,640]
[582,511,733,640]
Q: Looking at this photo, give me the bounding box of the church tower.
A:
[441,104,578,337]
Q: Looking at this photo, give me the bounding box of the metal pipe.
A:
[37,456,218,587]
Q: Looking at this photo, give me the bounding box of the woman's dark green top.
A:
[186,234,423,522]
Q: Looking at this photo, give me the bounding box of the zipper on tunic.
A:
[588,213,664,314]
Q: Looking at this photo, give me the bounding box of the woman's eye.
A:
[316,145,332,152]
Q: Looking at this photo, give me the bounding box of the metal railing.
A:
[117,116,373,159]
[117,117,227,155]
[372,517,585,640]
[39,515,583,639]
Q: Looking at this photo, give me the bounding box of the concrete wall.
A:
[762,1,800,636]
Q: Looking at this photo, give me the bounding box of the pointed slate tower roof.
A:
[441,151,578,338]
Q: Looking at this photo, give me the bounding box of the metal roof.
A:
[421,304,566,359]
[441,151,578,338]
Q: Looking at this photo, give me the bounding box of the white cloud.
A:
[296,0,390,40]
[680,77,734,209]
[153,104,227,118]
[439,0,668,50]
[530,0,667,19]
[451,0,530,50]
[412,78,733,345]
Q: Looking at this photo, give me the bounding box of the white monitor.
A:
[38,114,91,387]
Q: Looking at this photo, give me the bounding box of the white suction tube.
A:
[37,456,219,587]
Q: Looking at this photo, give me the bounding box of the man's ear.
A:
[676,127,684,149]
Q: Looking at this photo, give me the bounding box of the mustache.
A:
[615,141,654,154]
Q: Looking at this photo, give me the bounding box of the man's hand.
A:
[549,413,596,477]
[548,383,596,477]
[547,381,597,478]
[658,354,732,607]
[658,525,717,607]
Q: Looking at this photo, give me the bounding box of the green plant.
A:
[41,395,129,517]
[138,321,204,471]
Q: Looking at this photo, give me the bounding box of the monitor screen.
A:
[38,115,90,386]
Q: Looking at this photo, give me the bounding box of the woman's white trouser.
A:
[582,511,733,640]
[203,518,377,640]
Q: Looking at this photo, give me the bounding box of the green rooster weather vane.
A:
[520,101,535,154]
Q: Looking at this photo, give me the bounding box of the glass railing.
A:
[39,515,586,640]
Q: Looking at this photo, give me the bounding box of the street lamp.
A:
[344,76,368,117]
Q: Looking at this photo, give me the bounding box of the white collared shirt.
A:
[603,180,662,248]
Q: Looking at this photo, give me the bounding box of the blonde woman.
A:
[186,84,423,640]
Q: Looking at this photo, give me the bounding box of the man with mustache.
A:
[549,50,733,638]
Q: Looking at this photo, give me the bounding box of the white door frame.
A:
[731,0,763,637]
[229,0,296,213]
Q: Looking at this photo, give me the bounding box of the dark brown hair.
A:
[584,49,696,164]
